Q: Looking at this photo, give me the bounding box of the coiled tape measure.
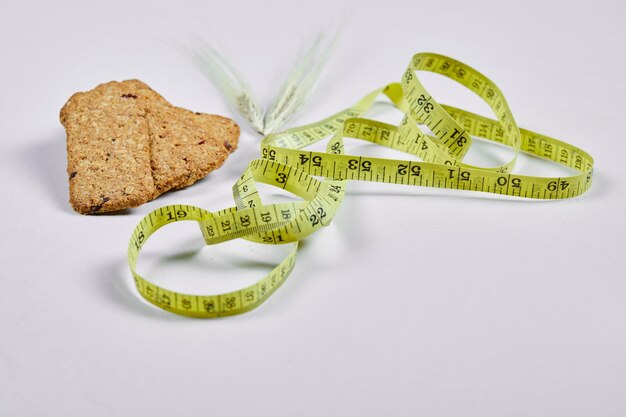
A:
[128,52,594,318]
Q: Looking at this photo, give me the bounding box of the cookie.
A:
[146,103,239,193]
[60,80,239,214]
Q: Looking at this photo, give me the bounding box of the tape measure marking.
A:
[128,52,594,317]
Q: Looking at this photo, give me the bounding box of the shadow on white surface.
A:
[20,130,74,213]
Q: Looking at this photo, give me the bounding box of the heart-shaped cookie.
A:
[60,80,239,214]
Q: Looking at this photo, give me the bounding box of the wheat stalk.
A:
[189,39,265,134]
[187,30,337,135]
[263,32,337,134]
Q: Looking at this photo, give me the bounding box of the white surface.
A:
[1,0,625,416]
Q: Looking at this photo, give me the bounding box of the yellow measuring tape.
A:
[128,52,594,317]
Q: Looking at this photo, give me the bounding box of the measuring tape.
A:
[127,52,594,318]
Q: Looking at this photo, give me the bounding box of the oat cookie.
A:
[60,80,239,214]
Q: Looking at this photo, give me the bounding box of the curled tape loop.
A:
[128,52,593,317]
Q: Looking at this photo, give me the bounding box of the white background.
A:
[1,0,625,416]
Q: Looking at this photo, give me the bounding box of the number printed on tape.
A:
[128,52,594,318]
